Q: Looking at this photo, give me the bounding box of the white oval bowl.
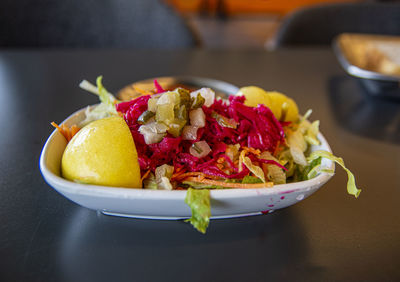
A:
[40,107,334,220]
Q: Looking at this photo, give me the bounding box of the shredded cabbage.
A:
[259,152,286,184]
[305,120,320,146]
[300,109,313,122]
[79,76,118,126]
[240,153,266,183]
[287,130,307,166]
[289,145,307,167]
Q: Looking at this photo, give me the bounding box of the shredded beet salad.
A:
[116,89,286,181]
[70,76,360,233]
[76,76,360,197]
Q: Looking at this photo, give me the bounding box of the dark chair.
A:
[274,2,400,48]
[0,0,198,48]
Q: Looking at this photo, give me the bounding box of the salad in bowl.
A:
[44,76,360,233]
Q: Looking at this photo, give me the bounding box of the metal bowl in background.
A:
[332,34,400,100]
[118,76,239,101]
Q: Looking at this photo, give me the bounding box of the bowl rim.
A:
[40,106,335,201]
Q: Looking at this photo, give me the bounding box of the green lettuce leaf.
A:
[183,178,246,189]
[95,76,117,106]
[301,156,322,181]
[79,76,118,126]
[182,181,225,189]
[307,150,361,198]
[184,188,211,234]
[241,175,263,184]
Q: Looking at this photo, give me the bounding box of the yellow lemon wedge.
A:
[238,86,299,122]
[238,86,272,108]
[61,116,142,188]
[265,91,299,122]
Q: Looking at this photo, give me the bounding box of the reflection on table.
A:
[328,75,400,145]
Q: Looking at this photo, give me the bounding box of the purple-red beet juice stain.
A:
[280,196,285,200]
[261,210,270,214]
[280,190,295,194]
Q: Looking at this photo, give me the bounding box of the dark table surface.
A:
[0,48,399,282]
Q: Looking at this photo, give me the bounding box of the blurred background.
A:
[168,0,356,49]
[1,0,399,50]
[167,0,400,49]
